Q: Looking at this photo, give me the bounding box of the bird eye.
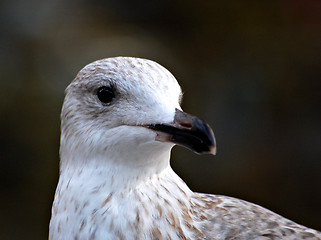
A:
[97,86,115,104]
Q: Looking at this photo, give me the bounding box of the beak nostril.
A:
[179,121,193,128]
[174,108,194,129]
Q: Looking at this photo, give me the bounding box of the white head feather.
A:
[60,57,183,190]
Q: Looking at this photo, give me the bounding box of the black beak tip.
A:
[191,123,216,155]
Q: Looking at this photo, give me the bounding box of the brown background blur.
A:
[0,0,320,239]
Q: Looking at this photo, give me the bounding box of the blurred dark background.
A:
[0,0,320,239]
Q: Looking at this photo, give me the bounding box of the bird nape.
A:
[49,57,321,240]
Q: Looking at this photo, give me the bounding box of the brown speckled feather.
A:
[190,193,320,239]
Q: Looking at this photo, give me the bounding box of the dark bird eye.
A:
[97,86,115,104]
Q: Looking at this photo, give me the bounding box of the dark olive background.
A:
[0,1,320,239]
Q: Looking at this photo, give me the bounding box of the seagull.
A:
[49,57,321,240]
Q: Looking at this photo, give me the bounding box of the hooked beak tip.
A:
[209,145,217,155]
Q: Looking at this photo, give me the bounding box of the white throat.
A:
[59,124,177,193]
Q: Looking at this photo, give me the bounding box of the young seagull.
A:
[50,57,321,240]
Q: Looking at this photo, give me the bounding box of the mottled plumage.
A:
[50,57,321,240]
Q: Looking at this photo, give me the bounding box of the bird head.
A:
[60,57,216,172]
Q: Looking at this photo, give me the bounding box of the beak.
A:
[148,109,216,155]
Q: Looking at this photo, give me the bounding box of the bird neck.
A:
[59,143,176,194]
[59,161,192,197]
